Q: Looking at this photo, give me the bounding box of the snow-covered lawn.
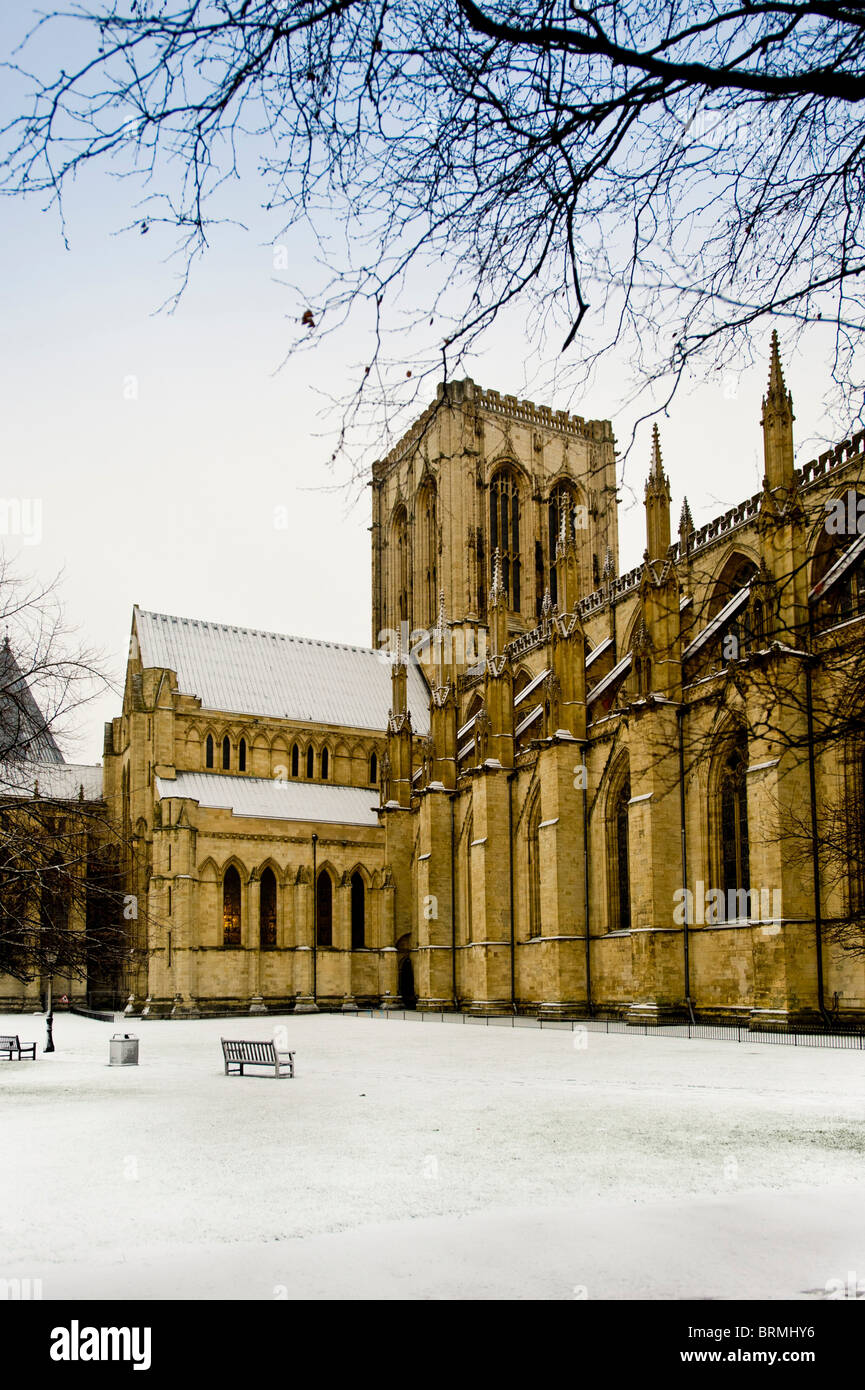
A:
[1,1011,863,1300]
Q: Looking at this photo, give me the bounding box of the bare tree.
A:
[3,1,865,461]
[0,559,142,1001]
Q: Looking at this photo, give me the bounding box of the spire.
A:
[435,588,450,685]
[391,622,407,715]
[678,497,694,557]
[489,547,508,656]
[761,329,795,490]
[556,504,568,561]
[644,423,672,562]
[648,422,665,486]
[489,547,504,607]
[765,329,790,407]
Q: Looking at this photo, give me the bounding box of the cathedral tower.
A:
[370,379,618,668]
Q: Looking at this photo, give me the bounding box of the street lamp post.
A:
[44,956,57,1053]
[311,833,318,1002]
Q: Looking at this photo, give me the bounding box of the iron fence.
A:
[353,1009,865,1049]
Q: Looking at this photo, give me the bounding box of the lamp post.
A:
[44,954,57,1053]
[311,833,318,1002]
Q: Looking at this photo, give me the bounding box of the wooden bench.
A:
[221,1038,295,1078]
[0,1035,37,1061]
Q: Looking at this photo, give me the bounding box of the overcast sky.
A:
[0,6,848,763]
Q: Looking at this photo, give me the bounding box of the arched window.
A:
[222,736,231,770]
[369,751,378,786]
[321,747,329,780]
[527,796,542,938]
[391,505,409,625]
[222,866,241,946]
[259,867,277,949]
[417,480,438,628]
[316,871,332,947]
[610,773,631,931]
[489,468,521,611]
[548,482,578,607]
[306,746,315,779]
[811,490,865,632]
[238,738,247,773]
[291,743,299,778]
[719,736,750,916]
[205,734,214,769]
[351,872,365,948]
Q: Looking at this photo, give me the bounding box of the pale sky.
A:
[0,6,849,763]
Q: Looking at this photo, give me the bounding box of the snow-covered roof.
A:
[134,607,430,734]
[587,652,632,705]
[0,639,63,763]
[682,586,750,661]
[0,761,103,801]
[809,530,865,601]
[156,771,380,827]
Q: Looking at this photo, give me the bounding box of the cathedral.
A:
[5,336,865,1027]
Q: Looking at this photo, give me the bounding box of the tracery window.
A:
[316,871,333,947]
[259,867,277,948]
[418,481,438,628]
[351,872,365,949]
[222,866,241,946]
[489,468,521,610]
[719,737,750,915]
[392,505,409,625]
[610,774,631,932]
[527,796,542,938]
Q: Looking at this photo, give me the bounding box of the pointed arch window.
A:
[291,743,299,778]
[259,867,277,949]
[238,738,247,773]
[719,737,750,916]
[527,796,542,938]
[549,482,578,608]
[351,872,365,948]
[222,866,241,946]
[316,871,332,947]
[205,734,214,769]
[418,481,438,628]
[391,505,409,626]
[610,774,631,931]
[306,746,315,779]
[369,751,378,786]
[489,468,521,611]
[321,747,329,780]
[222,736,231,770]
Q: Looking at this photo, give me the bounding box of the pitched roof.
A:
[0,639,64,763]
[0,761,103,801]
[134,608,430,734]
[156,772,380,827]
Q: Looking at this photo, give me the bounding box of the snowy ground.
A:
[1,1011,864,1300]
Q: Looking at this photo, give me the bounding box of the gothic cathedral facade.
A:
[92,340,865,1027]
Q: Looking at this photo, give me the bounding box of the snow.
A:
[1,1011,864,1300]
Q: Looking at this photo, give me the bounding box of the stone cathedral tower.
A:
[370,378,619,664]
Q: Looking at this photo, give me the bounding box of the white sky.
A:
[0,7,850,762]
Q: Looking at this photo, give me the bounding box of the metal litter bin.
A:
[109,1033,139,1066]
